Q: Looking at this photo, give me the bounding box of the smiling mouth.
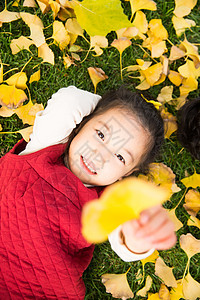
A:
[81,156,97,175]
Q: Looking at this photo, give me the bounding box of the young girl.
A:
[0,86,176,299]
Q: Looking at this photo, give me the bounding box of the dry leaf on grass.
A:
[129,0,157,20]
[141,250,159,266]
[158,284,170,300]
[167,208,183,231]
[155,257,177,287]
[181,171,200,188]
[183,272,200,300]
[173,0,197,18]
[157,86,173,103]
[168,70,183,86]
[136,275,152,297]
[23,0,37,7]
[82,177,169,243]
[5,72,27,90]
[87,67,108,94]
[184,189,200,216]
[172,15,196,37]
[0,84,27,108]
[101,272,133,300]
[179,233,200,259]
[17,126,33,142]
[29,70,40,83]
[187,216,200,229]
[52,20,70,50]
[10,36,34,54]
[160,109,178,139]
[0,9,20,22]
[38,43,54,65]
[170,280,184,300]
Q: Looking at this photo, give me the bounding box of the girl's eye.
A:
[96,130,104,141]
[116,154,125,164]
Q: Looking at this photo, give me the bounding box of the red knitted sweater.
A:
[0,140,104,299]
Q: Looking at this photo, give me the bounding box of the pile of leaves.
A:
[0,0,200,299]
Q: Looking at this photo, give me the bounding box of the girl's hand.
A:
[120,205,177,254]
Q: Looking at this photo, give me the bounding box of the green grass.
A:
[0,0,200,299]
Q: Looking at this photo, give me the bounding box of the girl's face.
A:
[68,108,149,186]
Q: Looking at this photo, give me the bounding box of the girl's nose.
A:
[94,142,113,166]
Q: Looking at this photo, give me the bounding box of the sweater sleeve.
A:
[108,226,155,262]
[20,86,101,155]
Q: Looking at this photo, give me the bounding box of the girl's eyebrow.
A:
[98,121,134,163]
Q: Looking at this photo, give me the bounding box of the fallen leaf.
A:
[0,106,15,117]
[5,72,27,90]
[184,189,200,216]
[36,0,50,13]
[160,108,178,139]
[10,36,34,54]
[147,293,160,300]
[132,11,148,39]
[29,24,45,47]
[23,0,37,7]
[49,0,60,19]
[0,9,20,22]
[181,171,200,188]
[90,36,108,56]
[65,18,84,37]
[0,84,27,108]
[87,67,108,94]
[169,45,185,61]
[129,0,157,20]
[167,208,183,231]
[15,100,43,125]
[159,284,170,300]
[179,37,200,67]
[178,59,200,79]
[111,37,132,55]
[82,177,169,243]
[20,12,44,28]
[102,272,134,299]
[0,63,3,83]
[0,124,2,131]
[168,70,183,86]
[18,126,33,142]
[180,233,200,259]
[170,280,184,300]
[187,216,200,229]
[157,86,173,103]
[172,15,196,37]
[142,63,163,86]
[63,54,74,68]
[174,0,197,18]
[137,275,152,297]
[29,70,40,83]
[148,19,168,40]
[52,20,70,50]
[183,272,200,300]
[73,0,133,36]
[38,43,54,65]
[179,76,198,96]
[141,250,159,266]
[155,257,177,287]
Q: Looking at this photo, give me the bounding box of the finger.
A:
[139,204,162,225]
[152,233,177,250]
[136,209,169,238]
[143,220,175,243]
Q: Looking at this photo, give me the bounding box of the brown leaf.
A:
[180,233,200,259]
[102,273,134,299]
[157,86,173,103]
[155,257,177,287]
[0,84,27,108]
[136,275,152,297]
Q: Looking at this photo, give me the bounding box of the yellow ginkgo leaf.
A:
[181,171,200,188]
[23,0,37,7]
[132,11,148,38]
[183,272,200,300]
[0,106,15,117]
[29,70,41,84]
[90,36,108,56]
[0,124,2,131]
[179,76,198,96]
[147,293,160,300]
[174,0,197,18]
[161,109,178,139]
[179,37,200,67]
[29,24,45,47]
[87,67,108,94]
[35,0,50,13]
[65,18,84,37]
[155,257,177,287]
[148,19,168,41]
[180,233,200,259]
[168,70,183,86]
[111,37,132,54]
[167,208,183,231]
[170,280,184,300]
[15,100,44,125]
[178,59,200,79]
[158,284,170,300]
[142,63,163,86]
[129,0,156,19]
[38,43,54,65]
[49,0,60,19]
[10,36,34,54]
[0,84,27,108]
[18,126,33,142]
[151,40,167,58]
[20,12,44,28]
[141,250,159,266]
[137,275,152,297]
[52,20,70,50]
[187,216,200,229]
[157,86,173,103]
[0,9,20,22]
[82,177,169,243]
[172,15,196,37]
[169,45,185,61]
[101,272,134,299]
[117,27,139,39]
[184,189,200,216]
[5,72,27,90]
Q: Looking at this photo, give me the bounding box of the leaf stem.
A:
[136,44,158,63]
[174,188,188,209]
[120,52,123,81]
[125,266,132,275]
[181,258,190,284]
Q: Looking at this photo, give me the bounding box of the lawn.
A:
[0,0,200,299]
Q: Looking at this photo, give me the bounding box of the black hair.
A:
[177,98,200,160]
[63,86,164,176]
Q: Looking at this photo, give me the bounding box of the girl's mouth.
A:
[80,156,97,175]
